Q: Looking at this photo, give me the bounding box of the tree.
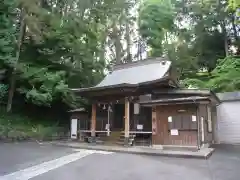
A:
[0,0,16,72]
[139,0,174,57]
[106,0,136,64]
[1,0,133,112]
[208,56,240,92]
[228,0,240,10]
[173,0,228,71]
[7,7,26,112]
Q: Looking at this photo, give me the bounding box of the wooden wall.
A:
[152,104,198,146]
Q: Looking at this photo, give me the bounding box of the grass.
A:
[0,108,68,141]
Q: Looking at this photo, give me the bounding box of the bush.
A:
[0,108,68,141]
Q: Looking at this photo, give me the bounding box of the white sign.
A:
[134,103,140,114]
[192,115,197,122]
[137,124,143,130]
[170,129,179,136]
[168,116,172,122]
[105,124,110,130]
[71,119,78,139]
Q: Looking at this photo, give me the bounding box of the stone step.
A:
[134,139,151,146]
[118,137,135,143]
[97,131,123,143]
[116,141,133,146]
[119,135,136,139]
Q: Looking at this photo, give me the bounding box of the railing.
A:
[124,131,152,134]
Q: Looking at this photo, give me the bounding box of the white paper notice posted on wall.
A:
[168,116,172,122]
[170,129,179,136]
[137,124,143,130]
[192,115,197,122]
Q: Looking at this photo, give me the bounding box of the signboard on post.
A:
[71,119,78,139]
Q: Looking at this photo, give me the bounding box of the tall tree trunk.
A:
[125,20,132,62]
[7,8,26,112]
[231,13,240,54]
[100,32,107,62]
[218,2,229,57]
[221,22,229,57]
[113,23,121,64]
[137,38,143,61]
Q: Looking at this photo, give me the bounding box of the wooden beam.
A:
[124,98,130,138]
[91,104,96,137]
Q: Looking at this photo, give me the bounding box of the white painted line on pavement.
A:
[73,149,114,154]
[0,149,113,180]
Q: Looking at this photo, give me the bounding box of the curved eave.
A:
[71,83,138,98]
[72,77,176,98]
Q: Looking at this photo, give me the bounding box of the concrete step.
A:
[118,138,134,143]
[97,131,122,143]
[162,145,198,152]
[116,141,133,146]
[134,139,151,146]
[119,135,136,139]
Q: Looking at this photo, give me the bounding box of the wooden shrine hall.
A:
[71,57,220,149]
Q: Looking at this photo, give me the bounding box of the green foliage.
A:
[0,84,8,102]
[227,0,240,10]
[139,0,174,57]
[0,0,120,110]
[192,30,226,72]
[184,56,240,92]
[208,56,240,92]
[139,0,230,76]
[0,0,16,67]
[17,66,70,106]
[0,0,239,125]
[181,78,207,89]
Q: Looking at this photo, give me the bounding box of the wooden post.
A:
[196,105,200,150]
[91,104,96,137]
[201,116,205,143]
[124,98,130,138]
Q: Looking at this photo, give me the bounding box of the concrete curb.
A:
[49,142,214,159]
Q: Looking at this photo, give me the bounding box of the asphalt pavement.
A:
[0,142,240,180]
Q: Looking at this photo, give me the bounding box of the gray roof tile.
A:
[96,59,171,88]
[217,91,240,101]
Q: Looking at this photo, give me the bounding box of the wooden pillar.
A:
[201,116,205,143]
[91,104,96,137]
[152,106,157,145]
[196,105,201,150]
[124,98,130,138]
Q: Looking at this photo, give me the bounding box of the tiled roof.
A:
[217,92,240,101]
[96,58,171,88]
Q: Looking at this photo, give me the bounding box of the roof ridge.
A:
[113,57,169,71]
